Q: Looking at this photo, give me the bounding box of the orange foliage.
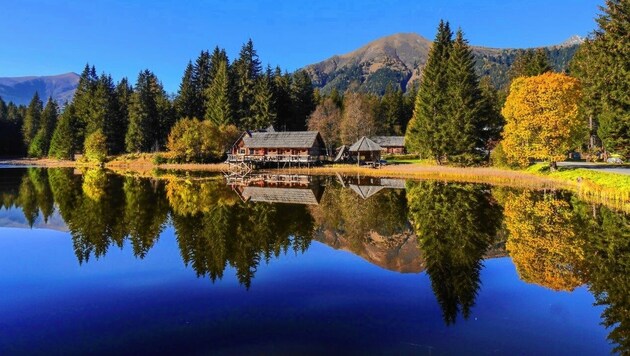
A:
[501,72,584,166]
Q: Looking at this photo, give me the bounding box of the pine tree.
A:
[249,72,277,129]
[444,29,486,164]
[509,49,551,79]
[91,74,119,154]
[174,61,198,120]
[273,67,293,131]
[28,97,58,158]
[530,48,552,75]
[209,46,229,83]
[204,58,233,126]
[405,20,453,163]
[49,104,77,160]
[379,84,404,135]
[112,78,133,154]
[192,50,212,119]
[289,70,315,131]
[126,70,172,152]
[571,0,629,159]
[232,39,262,126]
[73,64,99,149]
[22,92,43,147]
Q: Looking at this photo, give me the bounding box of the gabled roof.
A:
[371,136,405,147]
[241,187,320,205]
[348,184,384,199]
[349,136,382,152]
[241,131,322,149]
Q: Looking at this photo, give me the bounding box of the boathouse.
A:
[371,136,405,154]
[228,130,327,166]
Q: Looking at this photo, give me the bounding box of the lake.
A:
[0,167,628,355]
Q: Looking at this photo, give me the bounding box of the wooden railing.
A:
[227,154,318,163]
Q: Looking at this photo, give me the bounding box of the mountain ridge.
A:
[0,72,80,105]
[304,33,582,93]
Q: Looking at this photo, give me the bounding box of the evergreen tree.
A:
[91,74,119,154]
[204,58,233,126]
[248,71,277,129]
[509,48,552,79]
[22,92,43,147]
[49,104,78,160]
[379,84,405,135]
[174,61,198,120]
[0,97,6,122]
[444,29,486,164]
[73,64,99,149]
[29,97,58,157]
[231,39,262,126]
[571,0,629,159]
[289,70,316,131]
[126,70,172,152]
[192,50,212,119]
[112,78,133,154]
[273,66,293,131]
[405,20,453,163]
[209,46,229,83]
[0,98,26,156]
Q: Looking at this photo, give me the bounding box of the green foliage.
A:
[166,118,239,163]
[508,48,552,80]
[0,100,26,156]
[22,92,43,147]
[204,58,232,126]
[232,39,262,128]
[125,70,173,153]
[49,104,78,160]
[289,70,316,131]
[570,0,630,159]
[174,61,198,120]
[84,130,108,163]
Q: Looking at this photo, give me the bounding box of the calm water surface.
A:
[0,167,628,355]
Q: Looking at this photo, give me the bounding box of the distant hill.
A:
[0,72,80,105]
[304,33,583,94]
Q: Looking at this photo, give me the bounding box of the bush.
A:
[153,154,167,165]
[167,118,239,163]
[490,142,516,168]
[84,130,108,163]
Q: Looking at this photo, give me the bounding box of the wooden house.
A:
[371,136,406,154]
[228,130,327,166]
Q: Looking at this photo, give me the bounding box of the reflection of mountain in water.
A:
[0,207,68,232]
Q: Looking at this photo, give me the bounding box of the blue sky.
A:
[1,0,603,93]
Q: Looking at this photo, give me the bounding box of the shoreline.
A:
[1,157,628,212]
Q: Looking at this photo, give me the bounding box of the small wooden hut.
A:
[371,136,405,154]
[349,137,382,166]
[228,130,326,167]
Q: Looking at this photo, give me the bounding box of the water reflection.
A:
[1,168,628,353]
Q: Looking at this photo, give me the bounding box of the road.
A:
[557,162,630,176]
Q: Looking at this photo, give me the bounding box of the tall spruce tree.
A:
[204,58,233,126]
[174,61,198,120]
[49,104,77,159]
[571,0,629,159]
[509,49,552,80]
[249,71,277,129]
[444,29,486,164]
[28,98,58,158]
[22,92,43,147]
[126,70,172,152]
[379,84,405,135]
[209,46,229,83]
[91,74,119,154]
[73,64,99,149]
[289,70,315,131]
[273,67,293,131]
[192,50,213,120]
[405,20,453,163]
[112,78,133,154]
[232,39,262,127]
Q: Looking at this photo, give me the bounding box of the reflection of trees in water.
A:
[504,190,585,291]
[503,190,630,354]
[167,179,313,288]
[406,181,502,324]
[3,168,630,350]
[310,182,409,249]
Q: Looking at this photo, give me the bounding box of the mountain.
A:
[304,33,582,94]
[0,72,80,105]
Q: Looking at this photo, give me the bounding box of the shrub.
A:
[153,154,167,165]
[84,130,108,163]
[167,118,239,163]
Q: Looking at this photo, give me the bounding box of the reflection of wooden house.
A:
[229,174,325,205]
[228,129,326,166]
[371,136,405,154]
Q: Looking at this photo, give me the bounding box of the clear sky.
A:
[1,0,603,93]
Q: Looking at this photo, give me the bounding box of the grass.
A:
[527,163,630,211]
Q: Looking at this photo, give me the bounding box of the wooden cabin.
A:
[228,130,326,165]
[371,136,405,154]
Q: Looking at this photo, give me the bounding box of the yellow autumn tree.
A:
[504,191,585,291]
[501,72,584,168]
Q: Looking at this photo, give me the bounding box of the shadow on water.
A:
[1,167,629,353]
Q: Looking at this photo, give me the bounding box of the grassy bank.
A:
[2,155,628,211]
